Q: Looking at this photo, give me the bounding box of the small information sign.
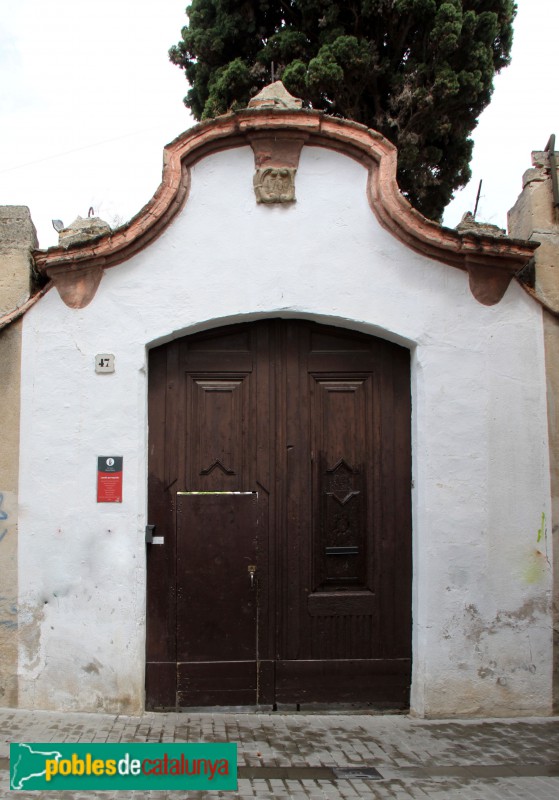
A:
[97,457,123,503]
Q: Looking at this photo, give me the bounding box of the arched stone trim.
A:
[34,109,538,308]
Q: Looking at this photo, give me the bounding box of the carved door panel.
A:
[146,320,411,708]
[276,324,412,703]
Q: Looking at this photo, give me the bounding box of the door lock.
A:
[248,564,256,588]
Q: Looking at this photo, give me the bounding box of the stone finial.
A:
[58,215,111,249]
[456,211,505,238]
[248,81,303,111]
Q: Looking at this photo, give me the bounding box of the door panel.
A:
[176,493,258,662]
[313,379,370,591]
[188,376,250,490]
[146,319,411,708]
[275,323,410,701]
[176,492,258,705]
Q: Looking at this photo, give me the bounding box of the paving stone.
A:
[1,708,558,798]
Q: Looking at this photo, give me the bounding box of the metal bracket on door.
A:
[145,524,164,545]
[177,491,258,496]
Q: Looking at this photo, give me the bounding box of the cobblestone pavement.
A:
[1,707,558,799]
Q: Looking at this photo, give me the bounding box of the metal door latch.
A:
[145,525,164,545]
[248,564,256,588]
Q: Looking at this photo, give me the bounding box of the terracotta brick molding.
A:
[34,109,539,308]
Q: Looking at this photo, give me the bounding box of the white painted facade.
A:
[18,144,553,716]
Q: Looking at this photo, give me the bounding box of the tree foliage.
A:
[170,0,516,219]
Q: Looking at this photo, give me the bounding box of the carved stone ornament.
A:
[254,167,297,204]
[248,80,303,111]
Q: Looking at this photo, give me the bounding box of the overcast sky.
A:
[1,1,556,249]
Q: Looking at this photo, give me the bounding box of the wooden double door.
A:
[146,319,411,709]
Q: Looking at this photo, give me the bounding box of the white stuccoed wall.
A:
[19,145,553,716]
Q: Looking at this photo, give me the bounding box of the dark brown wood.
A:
[146,320,411,708]
[145,344,178,708]
[307,591,375,616]
[176,493,258,663]
[145,662,175,710]
[275,659,410,707]
[177,661,257,706]
[257,660,276,705]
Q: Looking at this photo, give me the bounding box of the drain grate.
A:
[238,766,334,780]
[237,765,383,781]
[333,767,383,780]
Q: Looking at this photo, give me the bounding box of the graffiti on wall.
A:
[0,493,7,542]
[0,596,17,629]
[0,492,16,629]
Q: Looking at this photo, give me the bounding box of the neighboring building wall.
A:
[509,150,559,712]
[17,146,553,716]
[0,207,37,706]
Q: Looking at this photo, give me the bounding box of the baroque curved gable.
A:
[33,107,538,309]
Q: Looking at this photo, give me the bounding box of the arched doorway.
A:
[146,319,411,708]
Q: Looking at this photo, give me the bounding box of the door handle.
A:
[248,564,256,588]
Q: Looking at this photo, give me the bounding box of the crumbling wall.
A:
[0,206,37,705]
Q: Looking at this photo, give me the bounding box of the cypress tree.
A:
[170,1,516,220]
